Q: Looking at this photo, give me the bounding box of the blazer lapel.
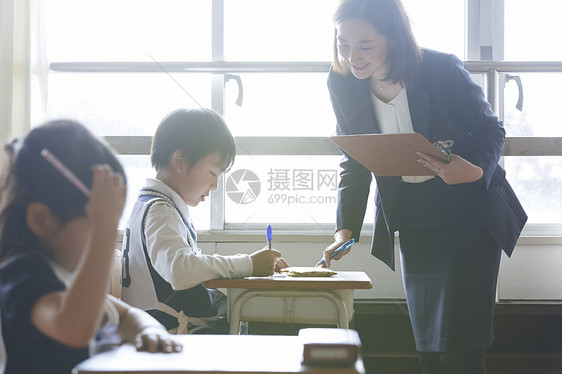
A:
[341,78,381,135]
[406,85,430,138]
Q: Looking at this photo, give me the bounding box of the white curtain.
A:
[0,0,47,148]
[0,2,27,369]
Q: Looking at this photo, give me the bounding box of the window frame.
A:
[46,0,562,237]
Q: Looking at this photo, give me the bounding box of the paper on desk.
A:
[245,273,288,280]
[281,267,337,277]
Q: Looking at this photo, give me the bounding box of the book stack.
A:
[299,328,362,366]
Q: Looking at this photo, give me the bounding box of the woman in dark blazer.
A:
[319,0,527,372]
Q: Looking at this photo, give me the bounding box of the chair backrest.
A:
[0,310,6,373]
[110,249,122,299]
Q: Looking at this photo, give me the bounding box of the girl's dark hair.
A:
[151,108,236,172]
[0,120,125,260]
[332,0,422,86]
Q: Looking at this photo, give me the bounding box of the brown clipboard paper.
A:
[330,133,450,176]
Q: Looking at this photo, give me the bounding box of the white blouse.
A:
[371,89,434,183]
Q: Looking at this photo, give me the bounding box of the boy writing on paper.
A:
[121,108,288,334]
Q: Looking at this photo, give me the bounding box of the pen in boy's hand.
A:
[266,224,272,249]
[41,148,91,197]
[319,238,356,266]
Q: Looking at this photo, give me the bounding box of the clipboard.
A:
[330,133,451,176]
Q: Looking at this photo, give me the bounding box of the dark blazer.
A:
[328,49,528,270]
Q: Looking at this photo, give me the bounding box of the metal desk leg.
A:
[228,290,349,335]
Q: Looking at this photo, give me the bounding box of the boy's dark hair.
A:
[0,120,126,260]
[151,108,236,172]
[332,0,422,87]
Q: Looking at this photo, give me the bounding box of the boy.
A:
[121,108,287,334]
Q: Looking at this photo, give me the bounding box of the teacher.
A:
[319,0,528,373]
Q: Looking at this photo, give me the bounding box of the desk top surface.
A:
[73,334,365,374]
[204,271,372,290]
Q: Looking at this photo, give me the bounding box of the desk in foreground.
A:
[73,334,365,374]
[204,271,373,334]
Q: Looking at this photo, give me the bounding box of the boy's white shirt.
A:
[142,178,253,290]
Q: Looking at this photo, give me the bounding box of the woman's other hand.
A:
[416,152,484,185]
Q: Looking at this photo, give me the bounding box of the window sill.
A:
[115,229,562,245]
[195,230,562,245]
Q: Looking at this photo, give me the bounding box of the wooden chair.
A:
[0,310,6,373]
[110,249,122,299]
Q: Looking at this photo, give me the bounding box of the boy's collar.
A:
[145,178,192,222]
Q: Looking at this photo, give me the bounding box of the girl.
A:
[0,120,181,374]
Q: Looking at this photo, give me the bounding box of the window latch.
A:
[505,74,523,111]
[225,74,243,107]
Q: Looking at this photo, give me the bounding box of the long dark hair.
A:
[0,120,125,260]
[332,0,422,86]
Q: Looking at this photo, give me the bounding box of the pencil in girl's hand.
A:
[41,148,91,197]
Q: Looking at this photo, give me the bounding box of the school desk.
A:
[72,334,366,374]
[204,271,373,335]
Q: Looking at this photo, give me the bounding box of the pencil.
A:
[41,148,91,197]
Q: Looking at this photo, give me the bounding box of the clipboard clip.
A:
[432,139,454,161]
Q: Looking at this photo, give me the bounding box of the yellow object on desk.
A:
[281,266,337,277]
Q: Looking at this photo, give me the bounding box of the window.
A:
[43,0,343,230]
[501,0,562,228]
[223,0,335,62]
[44,0,215,228]
[402,0,465,59]
[37,0,559,233]
[504,0,562,61]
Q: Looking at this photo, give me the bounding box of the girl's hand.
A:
[134,326,183,353]
[416,152,484,185]
[86,165,127,227]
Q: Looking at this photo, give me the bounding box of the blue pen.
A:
[266,224,272,249]
[320,238,355,265]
